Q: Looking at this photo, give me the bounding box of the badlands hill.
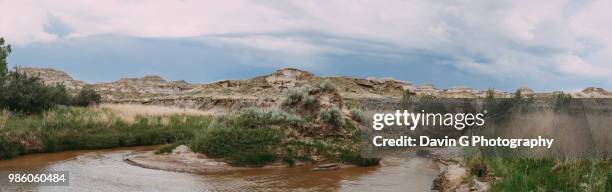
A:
[17,67,612,111]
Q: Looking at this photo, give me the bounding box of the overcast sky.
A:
[1,0,611,91]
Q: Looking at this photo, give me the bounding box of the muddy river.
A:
[0,146,439,191]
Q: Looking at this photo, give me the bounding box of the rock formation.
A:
[16,67,86,90]
[18,67,612,111]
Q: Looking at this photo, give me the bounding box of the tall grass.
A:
[99,103,211,123]
[0,105,212,159]
[487,158,611,191]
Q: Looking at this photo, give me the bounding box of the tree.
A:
[0,37,10,78]
[0,37,77,114]
[0,38,11,110]
[1,72,55,114]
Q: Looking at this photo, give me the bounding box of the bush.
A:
[0,72,57,114]
[0,136,23,159]
[319,79,336,92]
[399,89,414,108]
[303,95,320,110]
[349,109,365,123]
[73,87,101,106]
[319,107,343,127]
[47,84,72,105]
[285,88,305,104]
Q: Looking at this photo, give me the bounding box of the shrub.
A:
[485,88,496,99]
[554,92,572,109]
[72,87,101,106]
[319,79,336,92]
[0,72,56,114]
[0,136,23,159]
[349,109,365,123]
[399,89,414,108]
[48,84,72,106]
[514,89,522,100]
[284,86,316,106]
[303,95,320,110]
[285,88,304,104]
[319,107,343,127]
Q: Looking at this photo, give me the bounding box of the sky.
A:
[1,0,611,92]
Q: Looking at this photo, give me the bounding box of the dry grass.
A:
[98,104,211,122]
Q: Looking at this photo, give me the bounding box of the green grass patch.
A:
[487,158,611,191]
[191,127,282,166]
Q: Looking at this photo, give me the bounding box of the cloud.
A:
[1,0,612,90]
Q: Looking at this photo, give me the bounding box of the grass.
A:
[0,105,212,159]
[486,158,611,191]
[191,127,282,159]
[99,103,210,123]
[189,109,288,166]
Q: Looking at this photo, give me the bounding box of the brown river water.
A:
[0,146,439,191]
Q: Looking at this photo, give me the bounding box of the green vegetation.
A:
[413,91,611,191]
[0,40,376,168]
[192,127,282,166]
[0,106,212,159]
[486,158,611,191]
[514,89,523,99]
[73,87,102,106]
[284,86,320,111]
[318,106,343,128]
[0,38,101,114]
[349,109,365,124]
[319,79,336,92]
